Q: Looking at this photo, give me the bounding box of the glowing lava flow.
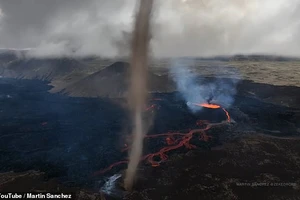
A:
[194,103,221,109]
[222,108,231,122]
[93,102,231,176]
[193,102,231,122]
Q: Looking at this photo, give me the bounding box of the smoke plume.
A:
[170,59,240,113]
[0,0,299,57]
[124,0,153,191]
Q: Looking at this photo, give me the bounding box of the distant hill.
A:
[62,61,175,98]
[194,54,300,62]
[0,52,18,65]
[229,54,300,61]
[0,49,28,66]
[0,48,298,98]
[1,57,85,81]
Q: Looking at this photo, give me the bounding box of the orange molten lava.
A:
[93,101,231,176]
[222,108,231,122]
[194,103,221,109]
[193,102,231,122]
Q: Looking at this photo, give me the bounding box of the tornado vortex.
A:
[124,0,154,191]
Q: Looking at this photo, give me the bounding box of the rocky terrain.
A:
[1,135,299,200]
[125,135,300,200]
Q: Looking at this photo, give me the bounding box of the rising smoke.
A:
[170,58,241,113]
[125,0,153,191]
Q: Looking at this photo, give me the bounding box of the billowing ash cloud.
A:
[0,0,136,58]
[0,0,300,58]
[170,58,240,112]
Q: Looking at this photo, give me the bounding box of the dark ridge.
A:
[0,52,19,65]
[182,54,300,62]
[1,58,85,81]
[62,61,174,97]
[229,54,300,61]
[0,49,29,66]
[92,61,129,76]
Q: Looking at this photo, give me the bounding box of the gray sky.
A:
[0,0,299,58]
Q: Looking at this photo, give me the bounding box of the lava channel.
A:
[93,102,231,176]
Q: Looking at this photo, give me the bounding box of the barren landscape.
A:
[0,50,299,199]
[1,0,300,199]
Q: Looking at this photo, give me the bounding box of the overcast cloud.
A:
[0,0,299,58]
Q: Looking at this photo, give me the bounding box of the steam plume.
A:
[124,0,153,191]
[170,58,240,113]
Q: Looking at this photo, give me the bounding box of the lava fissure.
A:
[194,103,221,109]
[94,102,231,176]
[193,102,231,122]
